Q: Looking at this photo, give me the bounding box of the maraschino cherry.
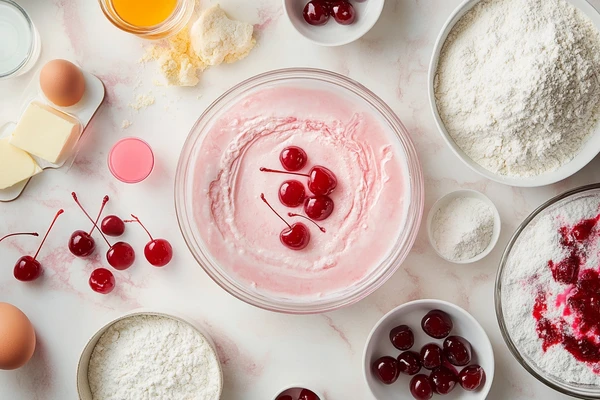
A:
[280,146,308,171]
[89,268,116,294]
[303,1,330,26]
[69,195,108,257]
[279,180,306,207]
[72,193,135,270]
[101,215,125,236]
[331,1,355,24]
[288,212,326,233]
[13,209,64,282]
[299,389,320,400]
[260,165,337,196]
[304,195,334,221]
[261,194,310,250]
[125,215,173,267]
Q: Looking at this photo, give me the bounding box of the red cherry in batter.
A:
[261,194,310,250]
[72,192,135,270]
[459,365,485,391]
[89,268,116,294]
[279,180,306,207]
[303,1,330,26]
[304,195,334,221]
[125,215,173,267]
[299,389,320,400]
[13,209,64,282]
[260,166,337,196]
[331,1,355,24]
[422,310,453,339]
[69,195,109,257]
[280,146,308,171]
[410,374,434,400]
[372,356,400,384]
[101,215,125,236]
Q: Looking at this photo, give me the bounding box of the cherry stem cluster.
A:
[0,232,39,243]
[34,210,64,260]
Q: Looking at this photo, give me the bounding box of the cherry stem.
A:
[33,209,64,260]
[89,196,109,235]
[124,215,153,240]
[260,167,309,177]
[72,192,112,249]
[260,193,291,229]
[0,232,39,242]
[288,213,326,233]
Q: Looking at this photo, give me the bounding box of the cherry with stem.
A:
[69,195,109,257]
[124,214,173,267]
[261,193,310,250]
[14,210,64,282]
[72,192,135,270]
[260,165,337,196]
[0,232,39,243]
[288,212,326,233]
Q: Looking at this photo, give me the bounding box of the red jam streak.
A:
[533,213,600,363]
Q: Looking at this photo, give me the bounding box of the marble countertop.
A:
[2,0,600,399]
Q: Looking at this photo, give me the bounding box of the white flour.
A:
[88,315,221,400]
[435,0,600,177]
[502,193,600,385]
[431,197,495,261]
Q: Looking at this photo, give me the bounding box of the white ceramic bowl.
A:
[76,310,223,400]
[283,0,384,46]
[426,190,501,264]
[271,385,326,400]
[363,299,494,400]
[428,0,600,187]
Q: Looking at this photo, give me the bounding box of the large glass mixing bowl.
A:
[175,68,424,314]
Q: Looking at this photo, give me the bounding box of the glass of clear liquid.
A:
[0,0,41,80]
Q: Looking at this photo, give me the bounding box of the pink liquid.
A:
[108,137,154,183]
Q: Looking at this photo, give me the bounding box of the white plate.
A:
[428,0,600,187]
[0,63,105,202]
[363,299,494,400]
[282,0,384,46]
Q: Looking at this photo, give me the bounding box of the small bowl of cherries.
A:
[272,386,324,400]
[282,0,385,46]
[363,299,494,400]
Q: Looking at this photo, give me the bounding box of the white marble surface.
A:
[1,0,600,399]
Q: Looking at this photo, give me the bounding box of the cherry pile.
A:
[70,192,172,294]
[275,388,320,400]
[372,310,486,399]
[260,146,336,250]
[303,0,363,26]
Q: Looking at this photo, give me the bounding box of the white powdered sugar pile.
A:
[502,193,600,385]
[435,0,600,177]
[431,196,495,262]
[88,315,221,400]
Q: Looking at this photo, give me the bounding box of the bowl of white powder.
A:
[76,310,223,400]
[427,190,501,264]
[497,184,600,397]
[429,0,600,187]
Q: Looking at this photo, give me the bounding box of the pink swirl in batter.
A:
[193,87,408,298]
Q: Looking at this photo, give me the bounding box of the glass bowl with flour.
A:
[429,0,600,187]
[497,184,600,398]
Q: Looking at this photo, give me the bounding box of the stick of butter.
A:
[10,102,81,164]
[0,137,42,190]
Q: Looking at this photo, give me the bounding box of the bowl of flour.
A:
[77,311,223,400]
[429,0,600,187]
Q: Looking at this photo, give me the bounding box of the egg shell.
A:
[0,302,36,370]
[39,59,86,107]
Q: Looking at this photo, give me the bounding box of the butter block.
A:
[10,102,81,164]
[0,137,42,190]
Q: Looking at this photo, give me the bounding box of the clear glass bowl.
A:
[175,68,424,314]
[0,0,41,79]
[495,183,600,398]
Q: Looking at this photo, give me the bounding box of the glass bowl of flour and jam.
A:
[98,0,194,39]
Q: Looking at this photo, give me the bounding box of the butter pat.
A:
[0,138,42,190]
[191,5,255,66]
[10,102,81,164]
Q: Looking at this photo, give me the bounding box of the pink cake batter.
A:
[193,86,409,299]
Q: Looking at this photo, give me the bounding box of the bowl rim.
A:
[76,309,224,400]
[495,183,600,398]
[427,0,600,188]
[362,298,495,399]
[174,67,424,314]
[0,0,36,79]
[426,189,501,264]
[281,0,385,47]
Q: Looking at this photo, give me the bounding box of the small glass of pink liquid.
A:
[108,137,154,184]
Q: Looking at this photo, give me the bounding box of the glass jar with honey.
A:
[98,0,194,39]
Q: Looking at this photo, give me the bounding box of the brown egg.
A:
[0,302,36,370]
[40,59,86,107]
